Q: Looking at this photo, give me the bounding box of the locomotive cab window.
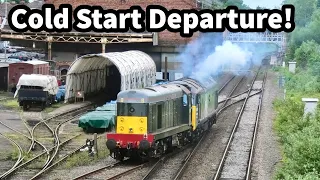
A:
[183,94,188,106]
[117,103,148,116]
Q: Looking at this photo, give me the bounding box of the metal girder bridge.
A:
[0,28,156,60]
[0,29,154,44]
[223,31,287,52]
[223,31,287,65]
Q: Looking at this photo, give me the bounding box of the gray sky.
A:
[243,0,284,8]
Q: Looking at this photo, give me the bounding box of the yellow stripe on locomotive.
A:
[116,116,147,134]
[191,105,197,130]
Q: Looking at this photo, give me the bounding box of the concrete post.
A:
[102,43,106,53]
[302,98,318,116]
[47,36,53,61]
[288,62,296,73]
[282,61,285,67]
[48,42,52,60]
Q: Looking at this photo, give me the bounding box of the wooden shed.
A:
[8,60,50,91]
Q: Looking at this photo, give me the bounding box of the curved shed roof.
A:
[65,50,156,101]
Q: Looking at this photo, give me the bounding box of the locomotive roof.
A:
[170,76,216,94]
[117,84,184,103]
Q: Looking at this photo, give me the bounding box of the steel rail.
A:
[0,134,81,179]
[0,132,24,179]
[142,145,193,180]
[31,134,106,180]
[172,133,207,180]
[106,163,148,180]
[218,89,249,104]
[213,67,261,180]
[0,120,50,178]
[29,103,95,152]
[217,90,262,114]
[245,71,267,180]
[72,162,123,180]
[218,76,245,115]
[30,113,84,180]
[218,75,235,94]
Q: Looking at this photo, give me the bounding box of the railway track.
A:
[218,75,235,94]
[0,132,24,179]
[138,74,249,180]
[0,103,97,179]
[169,75,250,180]
[212,68,266,180]
[29,114,85,180]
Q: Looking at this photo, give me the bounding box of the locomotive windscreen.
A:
[117,103,148,117]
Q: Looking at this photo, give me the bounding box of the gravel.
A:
[180,75,253,180]
[220,81,262,179]
[150,148,192,180]
[44,156,118,180]
[251,71,282,180]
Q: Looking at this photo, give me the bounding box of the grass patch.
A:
[62,137,109,169]
[0,99,20,110]
[0,91,13,99]
[26,156,48,169]
[44,102,67,113]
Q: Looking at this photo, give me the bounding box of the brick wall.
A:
[45,0,200,46]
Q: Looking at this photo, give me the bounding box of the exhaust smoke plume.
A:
[177,33,274,84]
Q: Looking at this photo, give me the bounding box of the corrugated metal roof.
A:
[65,50,156,101]
[24,60,49,65]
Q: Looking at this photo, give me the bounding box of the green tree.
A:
[223,0,250,9]
[294,40,320,68]
[256,6,267,9]
[283,0,317,27]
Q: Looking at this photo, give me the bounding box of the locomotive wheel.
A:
[138,151,149,162]
[23,104,27,111]
[115,152,124,161]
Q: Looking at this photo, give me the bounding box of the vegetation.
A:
[44,102,67,113]
[0,99,20,110]
[273,0,320,178]
[62,137,109,169]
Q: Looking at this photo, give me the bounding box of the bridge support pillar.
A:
[101,38,107,53]
[47,36,53,60]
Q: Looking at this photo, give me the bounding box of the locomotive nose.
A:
[106,139,117,150]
